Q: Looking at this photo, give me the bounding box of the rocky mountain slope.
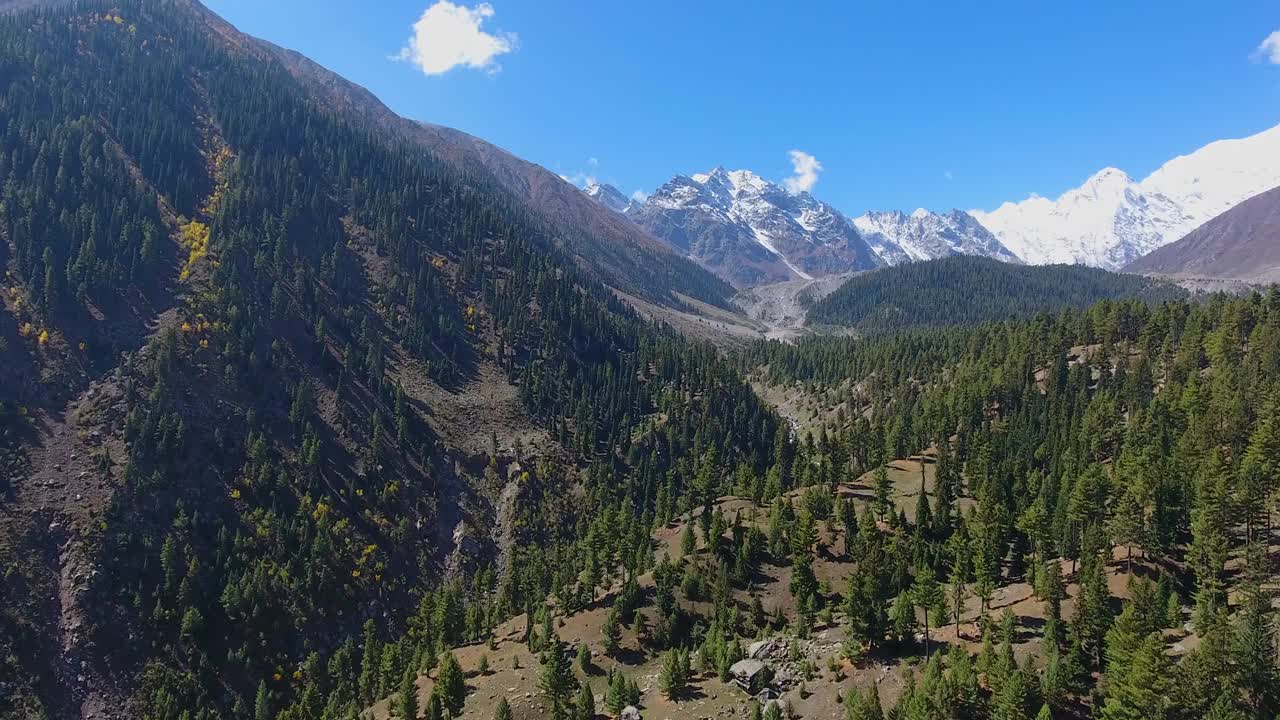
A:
[621,168,882,286]
[971,123,1280,269]
[852,209,1021,265]
[583,182,638,215]
[590,170,1022,287]
[1125,184,1280,282]
[250,39,736,313]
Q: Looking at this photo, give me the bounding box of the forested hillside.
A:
[805,256,1185,333]
[0,2,775,718]
[735,291,1280,718]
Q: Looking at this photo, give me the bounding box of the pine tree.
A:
[1240,392,1280,556]
[603,607,622,656]
[254,680,272,720]
[658,648,689,700]
[574,681,595,720]
[397,673,419,720]
[1103,604,1147,679]
[540,636,578,720]
[1107,486,1145,573]
[606,669,628,715]
[680,524,696,558]
[1072,529,1113,668]
[874,464,892,520]
[1233,585,1279,717]
[433,651,466,716]
[1189,449,1232,626]
[359,620,381,705]
[1099,633,1171,720]
[494,698,512,720]
[993,667,1032,720]
[424,693,443,720]
[911,565,945,656]
[839,497,858,557]
[1202,693,1247,720]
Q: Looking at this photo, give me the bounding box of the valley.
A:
[1,3,1280,720]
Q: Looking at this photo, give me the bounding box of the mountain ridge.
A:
[972,123,1280,268]
[214,10,739,312]
[1125,184,1280,282]
[586,169,1022,286]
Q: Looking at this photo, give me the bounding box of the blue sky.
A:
[206,0,1280,215]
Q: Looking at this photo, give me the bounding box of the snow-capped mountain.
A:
[624,167,882,286]
[972,123,1280,269]
[582,182,638,215]
[853,208,1022,265]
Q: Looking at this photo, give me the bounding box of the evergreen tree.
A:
[680,524,696,558]
[433,651,466,716]
[1233,585,1280,717]
[540,636,578,720]
[397,673,419,720]
[911,565,945,656]
[254,680,272,720]
[494,698,512,720]
[574,681,595,720]
[1099,633,1171,720]
[605,670,628,715]
[424,693,443,720]
[603,608,622,656]
[873,464,893,520]
[658,648,690,700]
[1072,530,1113,668]
[993,667,1033,720]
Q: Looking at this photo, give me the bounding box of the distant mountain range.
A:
[971,123,1280,270]
[584,169,1014,286]
[853,209,1021,266]
[582,123,1280,285]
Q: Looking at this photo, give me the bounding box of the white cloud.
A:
[1254,30,1280,64]
[560,171,597,188]
[630,190,649,203]
[396,2,517,76]
[783,150,823,193]
[944,170,954,181]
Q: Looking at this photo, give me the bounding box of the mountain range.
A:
[971,123,1280,270]
[584,123,1280,285]
[586,169,1017,286]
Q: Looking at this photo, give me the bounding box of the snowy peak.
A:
[854,209,1022,265]
[1074,167,1134,201]
[581,182,637,215]
[628,167,882,286]
[973,123,1280,269]
[629,166,1030,287]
